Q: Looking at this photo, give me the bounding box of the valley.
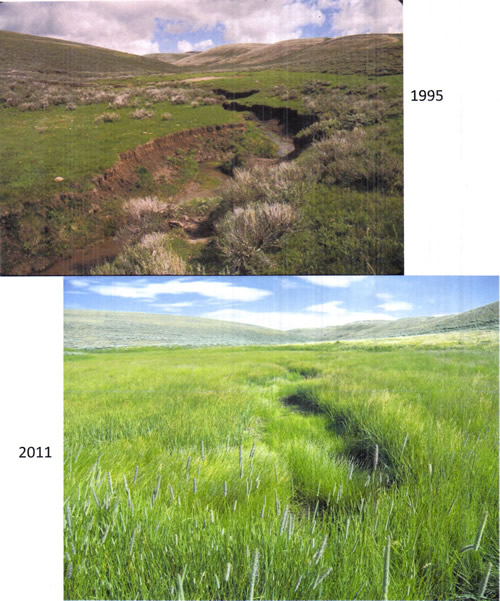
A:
[0,31,403,275]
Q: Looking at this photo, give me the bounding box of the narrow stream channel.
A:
[37,102,302,275]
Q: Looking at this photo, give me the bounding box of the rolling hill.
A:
[0,29,180,77]
[146,34,403,75]
[64,302,498,349]
[290,301,499,341]
[64,310,299,349]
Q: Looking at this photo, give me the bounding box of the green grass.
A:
[0,102,242,210]
[64,332,498,600]
[194,70,402,112]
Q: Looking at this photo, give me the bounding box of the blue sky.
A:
[0,1,403,55]
[64,276,498,331]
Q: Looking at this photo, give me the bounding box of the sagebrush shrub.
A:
[91,244,186,275]
[216,202,296,274]
[305,127,403,193]
[218,162,308,214]
[130,107,155,120]
[116,196,172,246]
[95,111,120,123]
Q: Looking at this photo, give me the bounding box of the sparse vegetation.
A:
[95,111,120,123]
[0,29,402,275]
[130,107,155,120]
[91,241,186,275]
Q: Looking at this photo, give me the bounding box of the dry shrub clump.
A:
[161,112,173,121]
[216,202,296,274]
[219,162,308,211]
[130,107,155,120]
[92,242,186,275]
[171,93,188,105]
[95,111,120,123]
[116,196,173,246]
[307,127,403,193]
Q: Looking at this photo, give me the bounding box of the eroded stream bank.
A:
[37,100,310,274]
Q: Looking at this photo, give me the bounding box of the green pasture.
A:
[0,102,242,210]
[64,332,498,600]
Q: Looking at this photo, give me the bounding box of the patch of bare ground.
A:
[32,124,246,274]
[180,76,235,83]
[90,122,246,199]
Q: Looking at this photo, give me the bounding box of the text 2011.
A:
[19,446,52,458]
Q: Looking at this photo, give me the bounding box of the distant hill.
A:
[0,30,180,78]
[64,302,498,350]
[146,34,403,75]
[148,51,201,63]
[64,310,299,349]
[289,302,499,341]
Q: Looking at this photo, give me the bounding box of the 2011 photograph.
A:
[63,275,498,600]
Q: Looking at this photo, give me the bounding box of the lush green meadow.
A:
[64,332,498,600]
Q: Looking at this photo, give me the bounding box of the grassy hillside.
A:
[148,51,200,64]
[64,333,499,600]
[64,309,299,349]
[0,30,180,77]
[64,302,499,350]
[290,301,500,341]
[152,34,403,76]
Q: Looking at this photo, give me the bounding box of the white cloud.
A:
[69,279,90,288]
[177,38,213,52]
[300,276,366,288]
[203,302,395,331]
[202,309,326,330]
[316,0,336,9]
[0,1,329,54]
[89,279,271,302]
[280,278,298,289]
[195,39,214,50]
[306,299,395,321]
[0,2,163,54]
[177,39,194,52]
[0,1,402,55]
[153,302,194,310]
[377,301,413,312]
[218,1,325,44]
[331,0,403,36]
[376,292,393,300]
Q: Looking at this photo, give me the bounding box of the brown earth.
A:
[6,123,248,274]
[90,122,247,200]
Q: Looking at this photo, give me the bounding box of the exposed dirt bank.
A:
[22,106,309,275]
[24,123,246,275]
[90,122,247,200]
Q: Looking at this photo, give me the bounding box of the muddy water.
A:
[38,161,229,275]
[260,126,295,158]
[40,238,122,275]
